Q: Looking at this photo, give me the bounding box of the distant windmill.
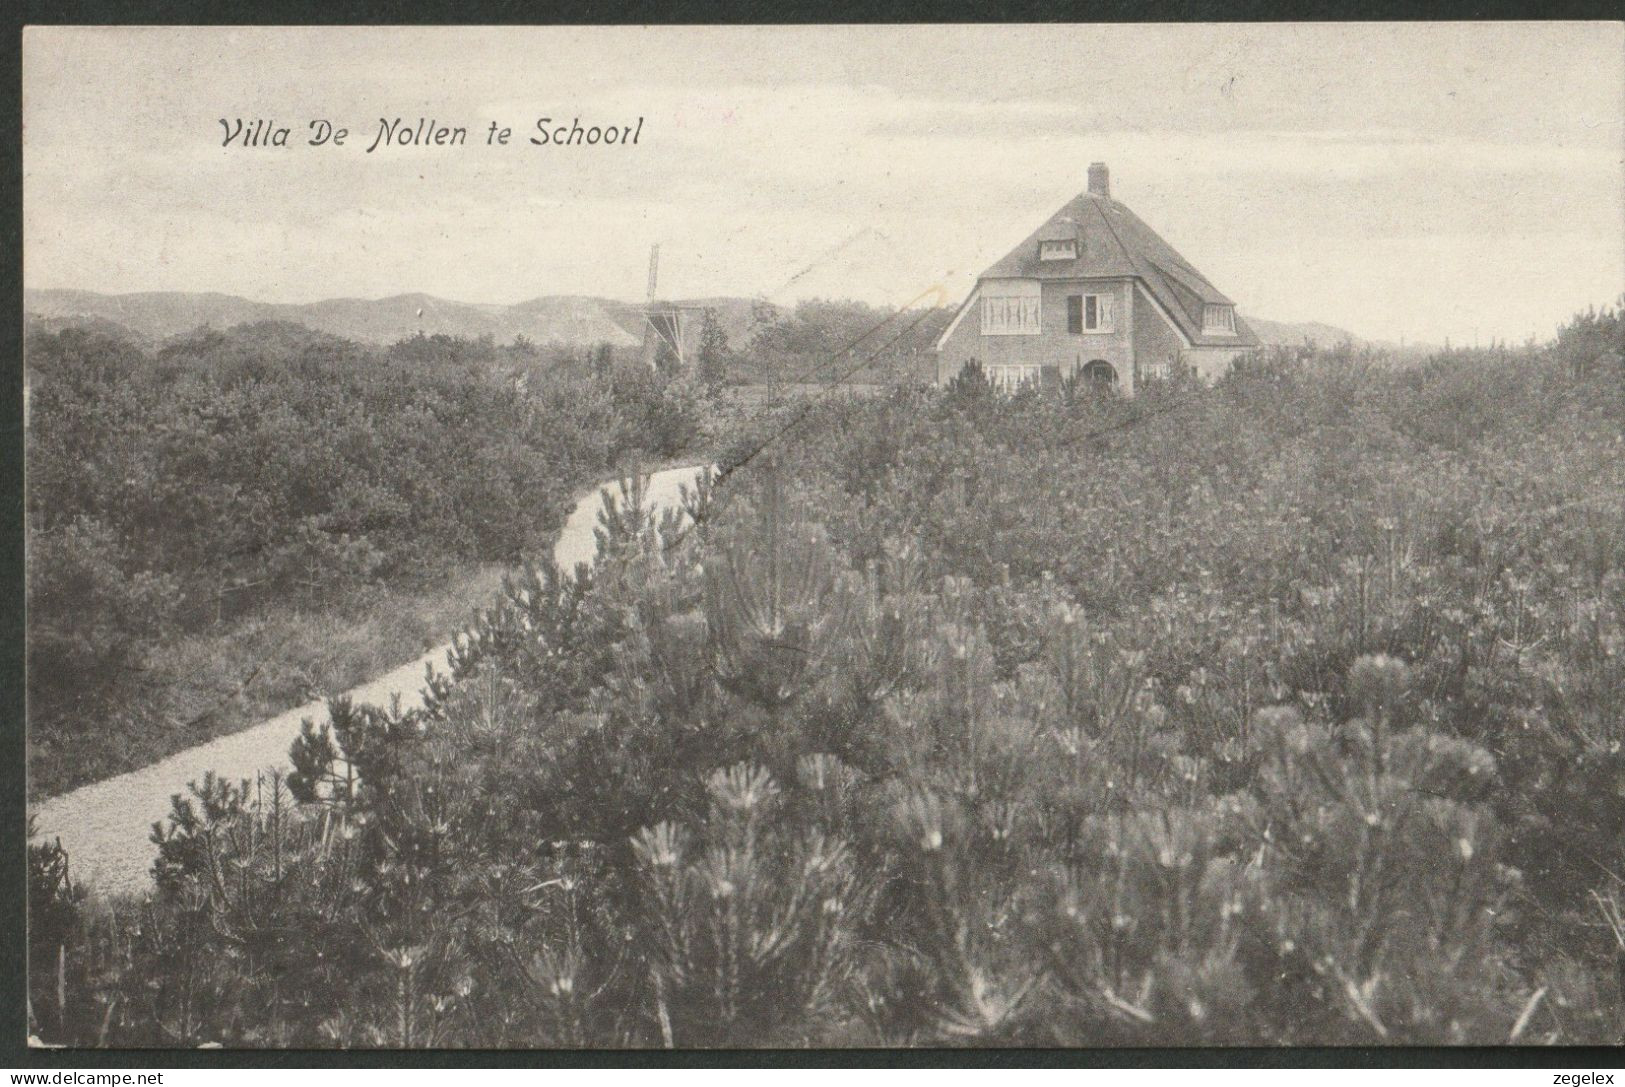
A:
[639,243,700,372]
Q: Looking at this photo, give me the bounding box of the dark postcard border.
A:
[6,1,1623,1071]
[15,0,1625,24]
[6,1045,1625,1069]
[5,5,26,1067]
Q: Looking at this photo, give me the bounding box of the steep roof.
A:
[977,189,1259,349]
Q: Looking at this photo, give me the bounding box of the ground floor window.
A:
[986,364,1042,391]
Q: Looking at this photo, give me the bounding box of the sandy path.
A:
[28,465,706,898]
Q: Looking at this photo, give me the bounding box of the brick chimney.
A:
[1088,162,1110,198]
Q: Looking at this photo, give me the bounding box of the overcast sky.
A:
[23,23,1625,344]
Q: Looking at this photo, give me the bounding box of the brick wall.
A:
[1131,283,1187,382]
[937,278,1136,392]
[937,277,1256,393]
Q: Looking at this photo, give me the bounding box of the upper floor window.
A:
[1039,239,1077,262]
[1203,304,1236,333]
[982,280,1041,336]
[1067,293,1116,334]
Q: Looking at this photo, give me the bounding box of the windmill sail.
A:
[641,244,661,370]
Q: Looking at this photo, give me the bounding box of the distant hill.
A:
[27,288,1402,361]
[1245,316,1368,349]
[24,288,782,352]
[1246,315,1443,362]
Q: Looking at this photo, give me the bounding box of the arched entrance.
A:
[1081,359,1118,391]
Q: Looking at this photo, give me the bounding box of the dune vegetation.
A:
[26,304,1625,1046]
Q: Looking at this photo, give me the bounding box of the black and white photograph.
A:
[17,21,1625,1053]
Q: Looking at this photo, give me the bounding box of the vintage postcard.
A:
[20,23,1625,1054]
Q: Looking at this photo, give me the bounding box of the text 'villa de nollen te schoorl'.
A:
[218,116,646,152]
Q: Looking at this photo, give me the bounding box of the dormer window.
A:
[1203,304,1236,334]
[1039,239,1077,262]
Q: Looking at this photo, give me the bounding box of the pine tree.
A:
[591,342,613,382]
[696,308,730,394]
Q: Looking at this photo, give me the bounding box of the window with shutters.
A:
[981,280,1041,336]
[1067,292,1115,334]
